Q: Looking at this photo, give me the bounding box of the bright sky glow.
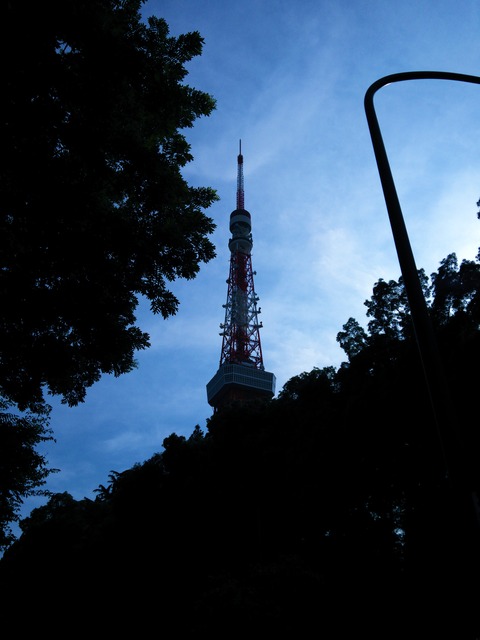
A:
[20,0,480,521]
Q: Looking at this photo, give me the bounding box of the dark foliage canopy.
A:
[0,0,217,411]
[2,246,479,635]
[0,400,55,549]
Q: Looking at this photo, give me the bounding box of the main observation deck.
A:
[207,363,276,409]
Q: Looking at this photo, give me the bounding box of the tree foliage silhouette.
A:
[0,0,217,554]
[1,242,479,635]
[0,0,217,413]
[0,400,56,549]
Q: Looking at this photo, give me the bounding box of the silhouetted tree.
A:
[2,243,480,637]
[0,0,217,549]
[0,399,56,551]
[0,0,217,413]
[336,317,368,361]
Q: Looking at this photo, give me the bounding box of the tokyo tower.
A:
[206,142,276,412]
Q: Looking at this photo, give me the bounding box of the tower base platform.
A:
[207,363,276,410]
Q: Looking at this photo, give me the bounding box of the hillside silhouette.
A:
[1,251,479,637]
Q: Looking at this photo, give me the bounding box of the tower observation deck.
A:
[206,142,276,411]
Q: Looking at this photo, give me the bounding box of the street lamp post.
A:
[364,71,480,550]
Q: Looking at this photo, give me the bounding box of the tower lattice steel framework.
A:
[206,142,275,411]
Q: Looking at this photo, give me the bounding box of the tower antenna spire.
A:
[206,144,276,412]
[237,139,244,210]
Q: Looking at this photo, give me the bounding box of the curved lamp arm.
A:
[364,71,480,324]
[364,71,480,535]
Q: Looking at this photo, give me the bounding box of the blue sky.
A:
[19,0,480,523]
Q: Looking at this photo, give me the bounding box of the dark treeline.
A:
[1,250,479,636]
[2,3,478,633]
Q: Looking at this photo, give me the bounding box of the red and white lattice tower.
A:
[207,142,276,411]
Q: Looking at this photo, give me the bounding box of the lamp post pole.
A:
[364,71,480,550]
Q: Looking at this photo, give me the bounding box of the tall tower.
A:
[207,142,276,412]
